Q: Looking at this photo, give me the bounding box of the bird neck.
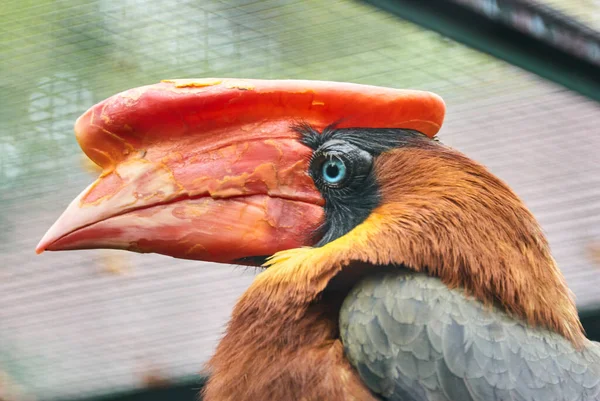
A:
[373,147,585,345]
[202,275,376,401]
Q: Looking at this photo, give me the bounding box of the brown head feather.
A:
[374,143,583,344]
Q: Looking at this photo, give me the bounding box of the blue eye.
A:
[322,157,346,184]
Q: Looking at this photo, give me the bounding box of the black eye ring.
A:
[310,140,373,190]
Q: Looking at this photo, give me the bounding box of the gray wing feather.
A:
[340,272,600,401]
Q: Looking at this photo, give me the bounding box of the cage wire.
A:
[1,0,600,400]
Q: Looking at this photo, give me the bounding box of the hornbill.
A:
[37,79,600,401]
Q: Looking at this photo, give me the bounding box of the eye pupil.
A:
[326,163,339,178]
[322,158,346,184]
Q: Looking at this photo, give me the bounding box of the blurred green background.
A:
[1,1,600,400]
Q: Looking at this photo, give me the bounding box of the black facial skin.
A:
[295,122,433,246]
[233,123,433,266]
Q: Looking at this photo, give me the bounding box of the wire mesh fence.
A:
[1,0,600,400]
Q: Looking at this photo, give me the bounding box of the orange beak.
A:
[36,78,444,264]
[35,137,324,263]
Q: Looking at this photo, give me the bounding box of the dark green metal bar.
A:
[362,0,600,102]
[58,377,206,401]
[451,0,600,67]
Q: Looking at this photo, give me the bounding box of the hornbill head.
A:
[37,78,583,345]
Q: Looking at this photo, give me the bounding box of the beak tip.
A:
[35,237,50,254]
[36,226,61,254]
[35,240,47,254]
